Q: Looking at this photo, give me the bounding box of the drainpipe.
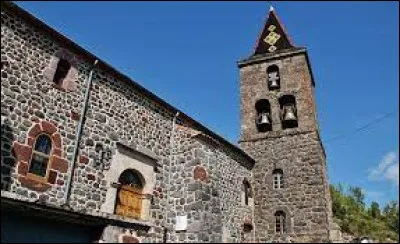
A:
[252,195,256,242]
[163,111,180,242]
[63,59,98,205]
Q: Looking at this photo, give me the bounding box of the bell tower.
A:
[238,7,332,243]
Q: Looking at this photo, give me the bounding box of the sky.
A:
[15,1,399,207]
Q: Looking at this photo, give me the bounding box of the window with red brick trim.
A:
[28,134,52,178]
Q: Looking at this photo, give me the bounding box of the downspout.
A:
[63,59,98,205]
[252,190,256,243]
[163,111,180,242]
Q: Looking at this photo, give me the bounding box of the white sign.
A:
[175,215,188,231]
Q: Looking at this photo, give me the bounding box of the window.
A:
[115,169,145,219]
[53,58,71,85]
[273,169,284,189]
[255,99,272,132]
[267,65,280,90]
[275,211,286,235]
[243,179,252,206]
[28,134,52,178]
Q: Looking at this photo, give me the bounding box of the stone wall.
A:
[165,125,254,242]
[241,132,331,243]
[1,2,255,243]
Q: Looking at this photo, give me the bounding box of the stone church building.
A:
[1,1,333,243]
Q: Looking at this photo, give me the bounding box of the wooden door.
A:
[115,185,143,219]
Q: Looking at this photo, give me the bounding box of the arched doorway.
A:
[115,169,145,219]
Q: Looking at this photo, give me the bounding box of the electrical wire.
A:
[325,109,398,144]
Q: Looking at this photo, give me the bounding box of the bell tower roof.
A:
[253,6,295,56]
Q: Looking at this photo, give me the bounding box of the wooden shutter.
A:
[115,185,144,219]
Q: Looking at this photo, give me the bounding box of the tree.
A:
[330,184,399,243]
[349,186,365,211]
[369,201,381,219]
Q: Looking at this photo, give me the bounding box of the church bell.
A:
[269,79,279,89]
[283,105,297,122]
[268,72,280,89]
[257,112,271,126]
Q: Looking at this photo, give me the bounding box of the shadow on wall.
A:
[1,119,16,191]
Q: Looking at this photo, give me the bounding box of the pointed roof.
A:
[253,6,295,56]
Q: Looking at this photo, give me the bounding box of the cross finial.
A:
[268,1,274,12]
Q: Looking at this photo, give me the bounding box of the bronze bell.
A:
[257,112,271,126]
[268,72,280,89]
[269,79,279,89]
[283,105,297,121]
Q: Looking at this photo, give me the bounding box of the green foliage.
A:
[330,184,399,243]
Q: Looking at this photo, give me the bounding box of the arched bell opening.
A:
[267,65,280,90]
[255,99,272,132]
[279,95,298,129]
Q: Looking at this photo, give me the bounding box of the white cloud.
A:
[368,151,399,186]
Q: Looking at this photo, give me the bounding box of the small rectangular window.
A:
[53,59,71,85]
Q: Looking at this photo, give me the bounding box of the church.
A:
[1,1,333,243]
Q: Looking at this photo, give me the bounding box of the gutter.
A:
[63,59,98,205]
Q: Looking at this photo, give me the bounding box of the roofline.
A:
[3,1,255,165]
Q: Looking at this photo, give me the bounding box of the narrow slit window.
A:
[273,169,284,189]
[243,179,252,206]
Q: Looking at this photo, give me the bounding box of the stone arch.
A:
[12,119,67,192]
[101,144,157,221]
[272,206,294,235]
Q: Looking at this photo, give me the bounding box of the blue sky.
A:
[16,1,399,207]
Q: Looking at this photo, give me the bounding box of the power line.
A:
[325,109,398,144]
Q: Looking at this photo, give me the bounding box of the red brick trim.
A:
[193,165,208,182]
[41,120,57,134]
[18,176,51,192]
[12,120,68,192]
[121,236,140,243]
[52,133,62,149]
[17,162,28,176]
[79,155,89,165]
[28,124,41,138]
[50,155,68,173]
[13,142,32,163]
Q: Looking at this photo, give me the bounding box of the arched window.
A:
[267,65,280,90]
[243,179,253,206]
[53,58,71,85]
[273,169,284,190]
[255,99,272,132]
[28,134,52,178]
[275,211,286,235]
[115,169,145,219]
[279,95,298,129]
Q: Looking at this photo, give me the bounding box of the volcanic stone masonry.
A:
[1,1,333,243]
